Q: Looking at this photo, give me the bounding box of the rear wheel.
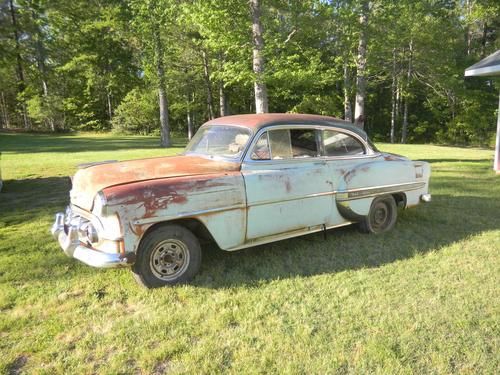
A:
[132,224,201,288]
[359,195,397,234]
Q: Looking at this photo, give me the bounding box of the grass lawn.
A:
[0,132,498,374]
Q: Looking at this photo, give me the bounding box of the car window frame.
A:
[183,123,255,162]
[321,129,367,158]
[243,124,379,164]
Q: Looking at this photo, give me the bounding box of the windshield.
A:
[184,125,252,159]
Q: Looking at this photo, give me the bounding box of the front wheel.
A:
[359,195,398,234]
[132,224,201,288]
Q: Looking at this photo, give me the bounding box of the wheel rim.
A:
[150,239,190,280]
[370,201,391,232]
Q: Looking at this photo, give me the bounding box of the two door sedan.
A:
[52,114,430,287]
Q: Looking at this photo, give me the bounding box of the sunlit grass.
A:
[0,133,498,374]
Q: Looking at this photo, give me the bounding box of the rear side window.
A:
[266,128,320,159]
[290,129,319,158]
[322,130,365,156]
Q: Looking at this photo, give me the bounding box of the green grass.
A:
[0,132,499,374]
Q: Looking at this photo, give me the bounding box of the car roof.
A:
[203,113,368,140]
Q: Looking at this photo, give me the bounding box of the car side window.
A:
[251,132,271,160]
[322,130,365,156]
[290,129,319,157]
[250,128,323,160]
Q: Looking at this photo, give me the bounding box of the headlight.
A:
[92,191,108,216]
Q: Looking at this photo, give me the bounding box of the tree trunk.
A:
[106,89,113,122]
[250,0,268,114]
[481,22,487,58]
[151,17,170,147]
[187,111,193,140]
[396,81,400,128]
[401,40,413,144]
[0,92,9,128]
[218,54,228,117]
[201,50,215,120]
[219,81,227,117]
[465,0,472,56]
[30,2,56,131]
[390,48,397,143]
[31,4,48,97]
[187,91,193,140]
[494,90,500,172]
[354,1,369,128]
[401,97,408,144]
[343,62,352,122]
[9,0,30,129]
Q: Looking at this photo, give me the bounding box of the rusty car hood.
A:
[70,155,241,211]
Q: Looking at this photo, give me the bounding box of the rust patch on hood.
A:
[71,155,240,211]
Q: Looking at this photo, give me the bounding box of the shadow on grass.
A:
[0,177,70,224]
[194,193,499,288]
[0,133,186,154]
[2,175,499,288]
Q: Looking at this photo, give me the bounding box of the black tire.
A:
[359,195,398,234]
[132,224,201,288]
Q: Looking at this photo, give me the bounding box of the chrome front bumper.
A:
[51,212,130,268]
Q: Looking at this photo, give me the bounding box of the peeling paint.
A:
[71,155,240,211]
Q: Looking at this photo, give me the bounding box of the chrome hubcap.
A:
[150,239,189,280]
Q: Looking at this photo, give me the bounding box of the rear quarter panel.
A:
[336,156,430,219]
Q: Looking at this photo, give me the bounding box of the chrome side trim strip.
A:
[225,221,353,251]
[248,181,426,207]
[133,204,246,225]
[337,181,426,201]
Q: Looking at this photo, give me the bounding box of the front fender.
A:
[102,173,247,253]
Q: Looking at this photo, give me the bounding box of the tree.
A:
[7,0,30,129]
[250,0,268,113]
[130,0,178,147]
[354,0,369,128]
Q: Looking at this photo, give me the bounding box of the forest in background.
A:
[0,0,499,147]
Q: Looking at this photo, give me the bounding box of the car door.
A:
[241,126,334,240]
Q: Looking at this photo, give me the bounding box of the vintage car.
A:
[51,114,431,288]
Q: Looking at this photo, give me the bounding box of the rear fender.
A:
[336,159,427,221]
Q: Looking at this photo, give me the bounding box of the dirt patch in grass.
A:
[7,355,28,375]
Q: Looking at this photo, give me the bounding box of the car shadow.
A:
[193,193,499,288]
[0,176,71,223]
